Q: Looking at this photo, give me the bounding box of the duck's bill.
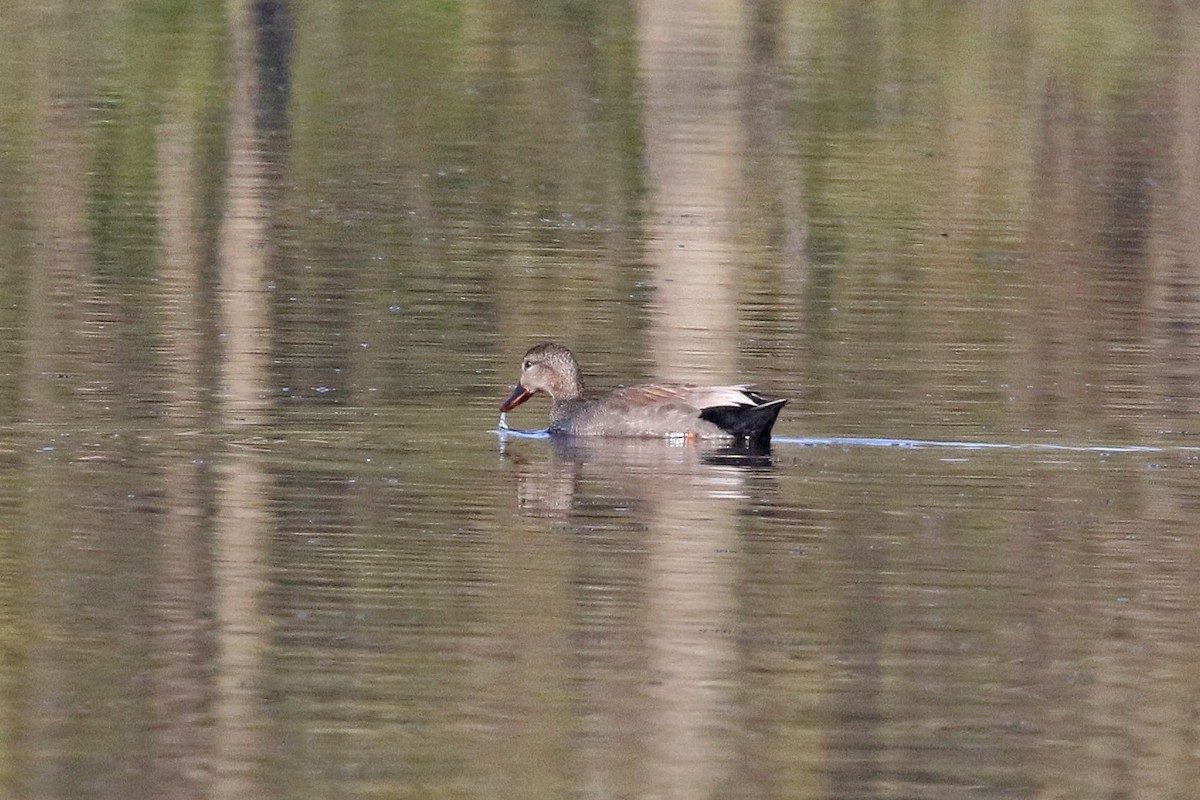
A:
[500,384,532,411]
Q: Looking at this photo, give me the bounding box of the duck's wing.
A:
[681,385,764,410]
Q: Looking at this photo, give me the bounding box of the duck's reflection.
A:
[500,433,775,519]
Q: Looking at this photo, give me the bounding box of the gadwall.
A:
[500,343,787,441]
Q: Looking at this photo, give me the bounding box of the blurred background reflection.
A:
[1,1,1199,798]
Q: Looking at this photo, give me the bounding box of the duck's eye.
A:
[523,360,533,369]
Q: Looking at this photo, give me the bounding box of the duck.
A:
[499,342,787,441]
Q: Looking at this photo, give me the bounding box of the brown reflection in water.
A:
[643,493,740,798]
[22,11,93,798]
[1021,76,1114,429]
[1149,2,1200,421]
[219,2,275,428]
[27,21,91,413]
[212,1,281,797]
[743,0,809,315]
[1139,10,1200,754]
[151,77,216,800]
[639,0,744,383]
[502,437,775,797]
[824,513,884,800]
[637,1,753,795]
[467,461,577,799]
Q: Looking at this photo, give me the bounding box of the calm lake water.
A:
[3,1,1200,798]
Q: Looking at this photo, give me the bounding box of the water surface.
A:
[2,1,1200,798]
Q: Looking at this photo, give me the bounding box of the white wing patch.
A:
[685,385,757,409]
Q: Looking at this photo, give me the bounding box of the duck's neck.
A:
[546,363,585,423]
[551,367,585,403]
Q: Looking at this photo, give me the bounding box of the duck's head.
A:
[500,342,584,410]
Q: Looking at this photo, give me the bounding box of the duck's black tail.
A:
[700,397,788,441]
